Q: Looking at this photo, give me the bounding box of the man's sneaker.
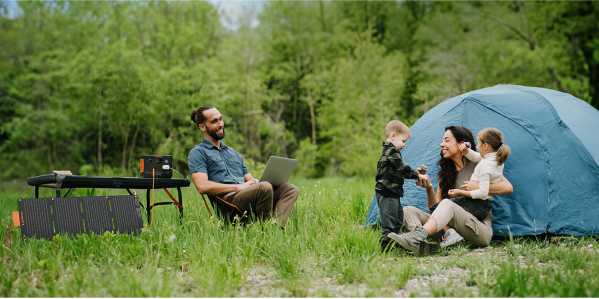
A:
[387,225,428,255]
[440,228,464,248]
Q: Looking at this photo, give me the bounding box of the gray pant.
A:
[404,201,493,247]
[224,182,298,228]
[376,192,403,244]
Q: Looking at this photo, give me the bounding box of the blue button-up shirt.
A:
[188,138,249,184]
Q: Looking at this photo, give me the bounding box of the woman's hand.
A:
[448,189,463,198]
[459,180,479,191]
[416,175,432,189]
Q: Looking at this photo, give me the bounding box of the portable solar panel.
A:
[17,195,143,240]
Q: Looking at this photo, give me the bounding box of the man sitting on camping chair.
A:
[187,105,298,229]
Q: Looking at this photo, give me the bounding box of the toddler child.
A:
[375,120,428,251]
[447,127,511,221]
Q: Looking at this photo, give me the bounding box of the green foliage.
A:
[0,1,597,180]
[293,138,319,178]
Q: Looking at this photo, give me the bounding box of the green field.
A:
[1,177,598,297]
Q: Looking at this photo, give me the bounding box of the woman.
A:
[390,126,513,254]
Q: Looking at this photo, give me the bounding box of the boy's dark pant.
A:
[376,192,403,246]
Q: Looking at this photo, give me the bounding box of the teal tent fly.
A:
[365,85,599,236]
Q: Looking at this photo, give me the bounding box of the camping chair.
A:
[200,193,246,223]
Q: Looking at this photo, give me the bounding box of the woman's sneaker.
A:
[441,228,464,248]
[420,240,441,255]
[388,226,428,255]
[382,234,406,252]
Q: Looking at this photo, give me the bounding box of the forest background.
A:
[1,1,598,181]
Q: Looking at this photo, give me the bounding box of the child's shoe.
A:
[440,228,464,248]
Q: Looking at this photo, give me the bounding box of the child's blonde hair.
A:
[385,120,411,139]
[477,127,510,166]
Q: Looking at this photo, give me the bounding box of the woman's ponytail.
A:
[496,144,510,166]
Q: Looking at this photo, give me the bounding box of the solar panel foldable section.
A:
[17,195,143,240]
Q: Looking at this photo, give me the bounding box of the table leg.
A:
[177,187,183,222]
[146,189,151,225]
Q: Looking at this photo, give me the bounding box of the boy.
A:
[375,120,428,251]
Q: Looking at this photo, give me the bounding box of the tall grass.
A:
[1,178,598,297]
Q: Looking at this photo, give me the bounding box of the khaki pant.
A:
[223,182,298,228]
[404,200,493,247]
[403,206,444,242]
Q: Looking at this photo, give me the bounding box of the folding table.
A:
[27,173,191,224]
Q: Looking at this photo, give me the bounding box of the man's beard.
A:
[207,126,225,140]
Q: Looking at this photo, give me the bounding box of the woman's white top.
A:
[464,151,504,201]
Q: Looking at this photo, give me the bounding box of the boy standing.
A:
[375,120,428,251]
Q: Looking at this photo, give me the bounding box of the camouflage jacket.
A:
[375,141,420,198]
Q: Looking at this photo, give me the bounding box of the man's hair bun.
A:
[191,109,198,123]
[191,106,215,127]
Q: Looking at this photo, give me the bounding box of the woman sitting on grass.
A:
[389,126,513,255]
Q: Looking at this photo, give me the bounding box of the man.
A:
[187,105,298,229]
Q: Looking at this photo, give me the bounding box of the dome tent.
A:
[365,85,599,236]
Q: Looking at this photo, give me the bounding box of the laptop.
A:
[259,156,298,186]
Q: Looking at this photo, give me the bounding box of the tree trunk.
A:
[244,77,249,155]
[485,14,535,50]
[293,89,297,122]
[547,66,566,92]
[121,112,133,168]
[379,81,385,125]
[244,20,254,155]
[276,105,287,157]
[454,76,463,95]
[127,123,140,172]
[308,90,317,146]
[319,0,327,32]
[47,144,53,172]
[97,108,103,173]
[363,81,370,138]
[583,51,599,109]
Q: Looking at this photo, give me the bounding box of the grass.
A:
[1,177,598,297]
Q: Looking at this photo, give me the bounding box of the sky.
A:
[210,0,265,30]
[2,0,264,31]
[2,0,22,19]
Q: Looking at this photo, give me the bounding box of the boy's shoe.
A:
[387,225,428,255]
[440,228,464,248]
